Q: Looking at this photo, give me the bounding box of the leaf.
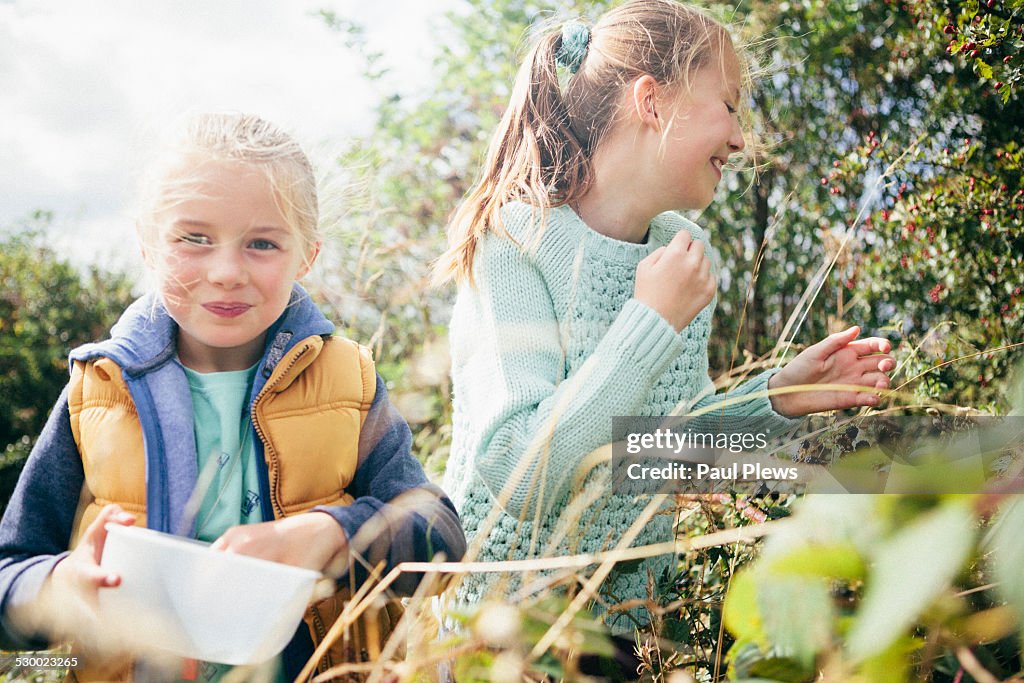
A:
[758,575,833,669]
[989,499,1024,628]
[768,543,867,580]
[857,635,920,683]
[976,60,994,80]
[724,570,765,642]
[846,502,976,662]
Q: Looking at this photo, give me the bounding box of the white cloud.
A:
[0,0,450,268]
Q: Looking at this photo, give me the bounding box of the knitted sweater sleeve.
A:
[689,369,800,431]
[453,234,686,520]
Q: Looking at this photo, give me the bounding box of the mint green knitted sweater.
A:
[442,202,794,630]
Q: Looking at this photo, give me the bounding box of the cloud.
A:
[0,0,447,267]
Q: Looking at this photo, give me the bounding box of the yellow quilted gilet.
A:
[64,335,398,681]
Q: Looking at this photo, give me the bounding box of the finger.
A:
[83,505,135,564]
[846,337,892,356]
[666,230,693,253]
[641,246,667,267]
[856,391,882,407]
[862,371,890,389]
[75,563,122,590]
[813,325,860,357]
[855,355,895,375]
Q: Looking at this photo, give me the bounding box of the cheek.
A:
[153,252,200,296]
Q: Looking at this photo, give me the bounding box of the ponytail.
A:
[435,0,741,287]
[434,28,592,287]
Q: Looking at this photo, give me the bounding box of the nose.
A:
[729,118,746,153]
[206,245,248,288]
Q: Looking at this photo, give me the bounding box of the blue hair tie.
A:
[556,22,591,74]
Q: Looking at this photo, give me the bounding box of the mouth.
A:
[203,302,252,318]
[710,157,726,177]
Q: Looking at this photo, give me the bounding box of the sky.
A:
[0,0,451,275]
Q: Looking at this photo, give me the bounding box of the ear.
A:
[631,75,661,129]
[297,241,321,279]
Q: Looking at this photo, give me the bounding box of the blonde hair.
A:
[435,0,749,286]
[137,112,320,259]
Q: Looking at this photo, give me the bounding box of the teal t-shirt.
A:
[181,363,284,683]
[183,363,263,542]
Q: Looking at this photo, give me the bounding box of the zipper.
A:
[310,605,333,674]
[251,342,313,520]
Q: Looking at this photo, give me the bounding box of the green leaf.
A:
[989,499,1024,626]
[768,543,867,580]
[976,60,994,80]
[846,502,976,661]
[724,570,765,642]
[749,657,817,683]
[758,576,834,669]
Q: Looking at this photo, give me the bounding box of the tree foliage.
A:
[313,0,1024,679]
[0,214,135,513]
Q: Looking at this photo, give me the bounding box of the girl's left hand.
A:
[212,512,347,573]
[768,325,896,417]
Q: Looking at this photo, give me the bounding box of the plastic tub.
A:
[99,524,320,665]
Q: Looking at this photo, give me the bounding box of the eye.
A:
[179,233,211,246]
[725,102,737,114]
[248,238,279,251]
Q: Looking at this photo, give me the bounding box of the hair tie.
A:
[556,22,591,74]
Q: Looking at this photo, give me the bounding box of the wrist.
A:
[308,511,348,569]
[767,371,791,417]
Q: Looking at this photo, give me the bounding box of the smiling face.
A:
[146,159,316,372]
[654,45,746,212]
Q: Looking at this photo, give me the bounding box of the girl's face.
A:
[146,159,316,372]
[653,46,746,212]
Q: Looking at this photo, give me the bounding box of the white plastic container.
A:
[99,524,320,665]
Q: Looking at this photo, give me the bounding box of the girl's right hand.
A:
[634,230,716,332]
[46,504,136,605]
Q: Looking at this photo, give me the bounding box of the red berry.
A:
[987,0,995,7]
[1005,56,1014,63]
[821,177,828,185]
[995,81,1003,89]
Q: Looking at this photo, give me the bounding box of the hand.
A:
[635,230,716,332]
[48,504,136,602]
[768,325,896,417]
[212,512,347,573]
[17,504,136,641]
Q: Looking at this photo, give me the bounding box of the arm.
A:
[314,375,465,595]
[456,234,686,520]
[689,368,799,430]
[213,377,466,596]
[0,386,81,649]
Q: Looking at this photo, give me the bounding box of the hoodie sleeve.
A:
[0,385,82,650]
[313,375,466,595]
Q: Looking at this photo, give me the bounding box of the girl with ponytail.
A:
[438,0,895,648]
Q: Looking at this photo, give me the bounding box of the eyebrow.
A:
[171,219,289,234]
[172,219,211,229]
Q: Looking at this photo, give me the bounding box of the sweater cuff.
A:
[609,299,685,377]
[724,368,802,429]
[1,554,66,650]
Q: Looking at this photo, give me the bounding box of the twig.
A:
[955,646,999,683]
